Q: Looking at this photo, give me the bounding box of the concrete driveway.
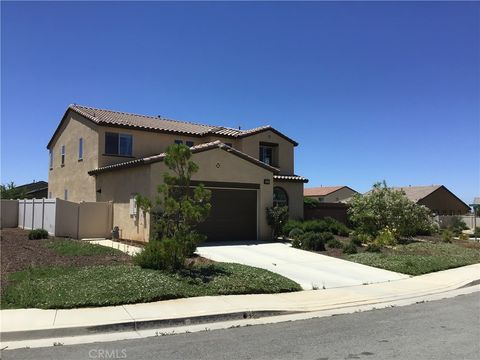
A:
[197,242,409,290]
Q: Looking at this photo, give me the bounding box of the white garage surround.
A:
[197,242,409,290]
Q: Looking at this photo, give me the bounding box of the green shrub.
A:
[304,197,320,208]
[302,220,328,233]
[133,238,185,270]
[343,241,358,254]
[459,233,470,241]
[292,237,302,249]
[283,220,304,235]
[448,216,468,236]
[374,227,397,247]
[441,229,454,243]
[326,237,343,249]
[302,232,326,251]
[266,206,289,240]
[351,232,372,246]
[287,218,351,237]
[292,232,326,251]
[322,217,350,236]
[365,243,382,253]
[28,229,49,240]
[288,228,304,239]
[473,227,480,238]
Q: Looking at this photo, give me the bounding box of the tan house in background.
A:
[390,185,470,215]
[304,186,358,203]
[47,104,308,242]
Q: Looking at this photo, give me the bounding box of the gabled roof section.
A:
[47,105,298,148]
[304,186,357,197]
[13,181,48,194]
[392,185,442,203]
[88,140,280,175]
[364,185,470,210]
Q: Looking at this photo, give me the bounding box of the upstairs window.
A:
[105,132,133,156]
[186,141,194,147]
[78,138,83,160]
[259,143,277,166]
[61,145,65,166]
[174,140,183,145]
[49,150,53,169]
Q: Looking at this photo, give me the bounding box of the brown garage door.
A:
[197,187,257,242]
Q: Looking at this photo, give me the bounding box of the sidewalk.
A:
[1,264,479,349]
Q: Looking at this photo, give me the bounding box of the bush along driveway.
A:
[0,229,301,309]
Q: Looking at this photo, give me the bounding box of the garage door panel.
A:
[197,188,257,242]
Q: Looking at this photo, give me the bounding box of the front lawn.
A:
[46,239,124,256]
[346,242,480,275]
[1,263,302,309]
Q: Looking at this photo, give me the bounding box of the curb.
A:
[0,310,301,342]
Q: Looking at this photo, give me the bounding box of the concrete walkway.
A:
[85,239,143,255]
[1,264,479,349]
[197,242,409,289]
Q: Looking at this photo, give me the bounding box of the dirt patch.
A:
[0,228,132,292]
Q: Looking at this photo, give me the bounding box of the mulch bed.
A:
[0,228,132,293]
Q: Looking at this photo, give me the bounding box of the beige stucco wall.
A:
[150,148,274,241]
[237,130,294,174]
[1,200,19,228]
[97,126,202,168]
[94,165,152,242]
[78,202,113,239]
[273,181,304,220]
[112,203,150,242]
[48,112,99,202]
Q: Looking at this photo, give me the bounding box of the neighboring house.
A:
[47,104,308,241]
[304,186,358,203]
[375,185,469,215]
[13,181,48,199]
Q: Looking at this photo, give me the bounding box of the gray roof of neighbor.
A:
[88,140,280,175]
[47,105,298,148]
[391,185,443,202]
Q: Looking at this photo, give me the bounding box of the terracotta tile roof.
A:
[88,140,280,175]
[273,175,309,183]
[47,105,298,147]
[304,186,348,196]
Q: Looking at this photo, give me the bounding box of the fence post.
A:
[31,199,35,230]
[41,198,45,230]
[22,199,26,229]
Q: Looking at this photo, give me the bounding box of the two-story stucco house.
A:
[47,105,308,242]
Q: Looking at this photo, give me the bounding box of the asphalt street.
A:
[3,292,479,360]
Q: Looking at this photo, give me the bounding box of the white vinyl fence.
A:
[16,198,113,239]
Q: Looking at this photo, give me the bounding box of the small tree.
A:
[1,182,26,199]
[266,206,289,240]
[134,144,211,270]
[348,181,435,240]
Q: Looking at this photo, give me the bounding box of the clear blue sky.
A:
[1,1,478,203]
